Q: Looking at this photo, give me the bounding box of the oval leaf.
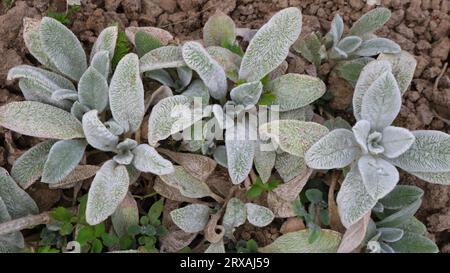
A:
[140,46,185,72]
[41,139,87,184]
[182,41,227,101]
[78,67,109,112]
[390,130,450,173]
[109,53,144,133]
[305,128,358,169]
[39,17,87,81]
[355,38,401,57]
[0,168,38,219]
[358,155,399,200]
[132,144,174,175]
[349,7,391,36]
[230,81,263,106]
[225,121,256,184]
[260,120,329,157]
[239,7,302,81]
[170,204,210,233]
[223,198,247,237]
[259,229,342,253]
[245,203,274,227]
[0,101,84,139]
[82,110,119,151]
[381,126,415,158]
[378,50,417,94]
[268,74,326,112]
[337,167,377,228]
[203,11,236,47]
[90,26,118,61]
[360,71,401,131]
[147,95,202,146]
[86,160,129,225]
[11,140,55,189]
[159,166,213,199]
[353,60,392,120]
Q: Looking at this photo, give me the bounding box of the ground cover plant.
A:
[0,2,449,253]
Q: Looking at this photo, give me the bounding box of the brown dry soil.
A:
[0,0,449,252]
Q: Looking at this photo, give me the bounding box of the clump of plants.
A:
[0,5,449,253]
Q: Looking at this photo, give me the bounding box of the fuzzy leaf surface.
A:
[109,53,144,132]
[245,203,275,227]
[260,120,328,157]
[170,204,210,233]
[39,17,87,81]
[259,229,341,253]
[132,144,174,175]
[86,160,129,225]
[0,168,38,219]
[82,110,119,151]
[0,101,84,139]
[11,140,55,189]
[239,7,302,82]
[267,74,326,111]
[182,41,227,101]
[349,8,391,36]
[41,139,87,184]
[390,130,450,173]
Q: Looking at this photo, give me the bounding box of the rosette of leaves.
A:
[303,59,450,228]
[362,185,438,253]
[2,17,120,189]
[81,52,176,225]
[294,8,401,83]
[0,168,38,253]
[143,8,327,186]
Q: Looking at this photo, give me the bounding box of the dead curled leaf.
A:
[158,148,217,181]
[204,212,225,244]
[49,165,99,189]
[337,212,371,253]
[160,229,198,253]
[153,178,199,203]
[328,172,345,233]
[280,217,305,234]
[204,166,233,198]
[267,169,313,218]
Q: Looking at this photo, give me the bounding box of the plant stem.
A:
[0,207,77,236]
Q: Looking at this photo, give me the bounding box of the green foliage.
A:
[221,40,244,57]
[293,186,329,244]
[124,199,167,252]
[235,239,258,253]
[47,5,80,26]
[246,177,281,199]
[111,31,130,69]
[2,0,14,9]
[135,31,163,57]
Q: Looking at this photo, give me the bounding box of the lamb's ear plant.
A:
[294,8,401,84]
[362,185,438,253]
[0,168,38,252]
[301,59,450,229]
[2,17,120,188]
[143,7,327,187]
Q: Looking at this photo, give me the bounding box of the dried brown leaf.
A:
[160,229,197,253]
[153,178,198,203]
[267,168,313,218]
[280,217,305,234]
[49,165,99,189]
[158,148,217,181]
[337,212,371,253]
